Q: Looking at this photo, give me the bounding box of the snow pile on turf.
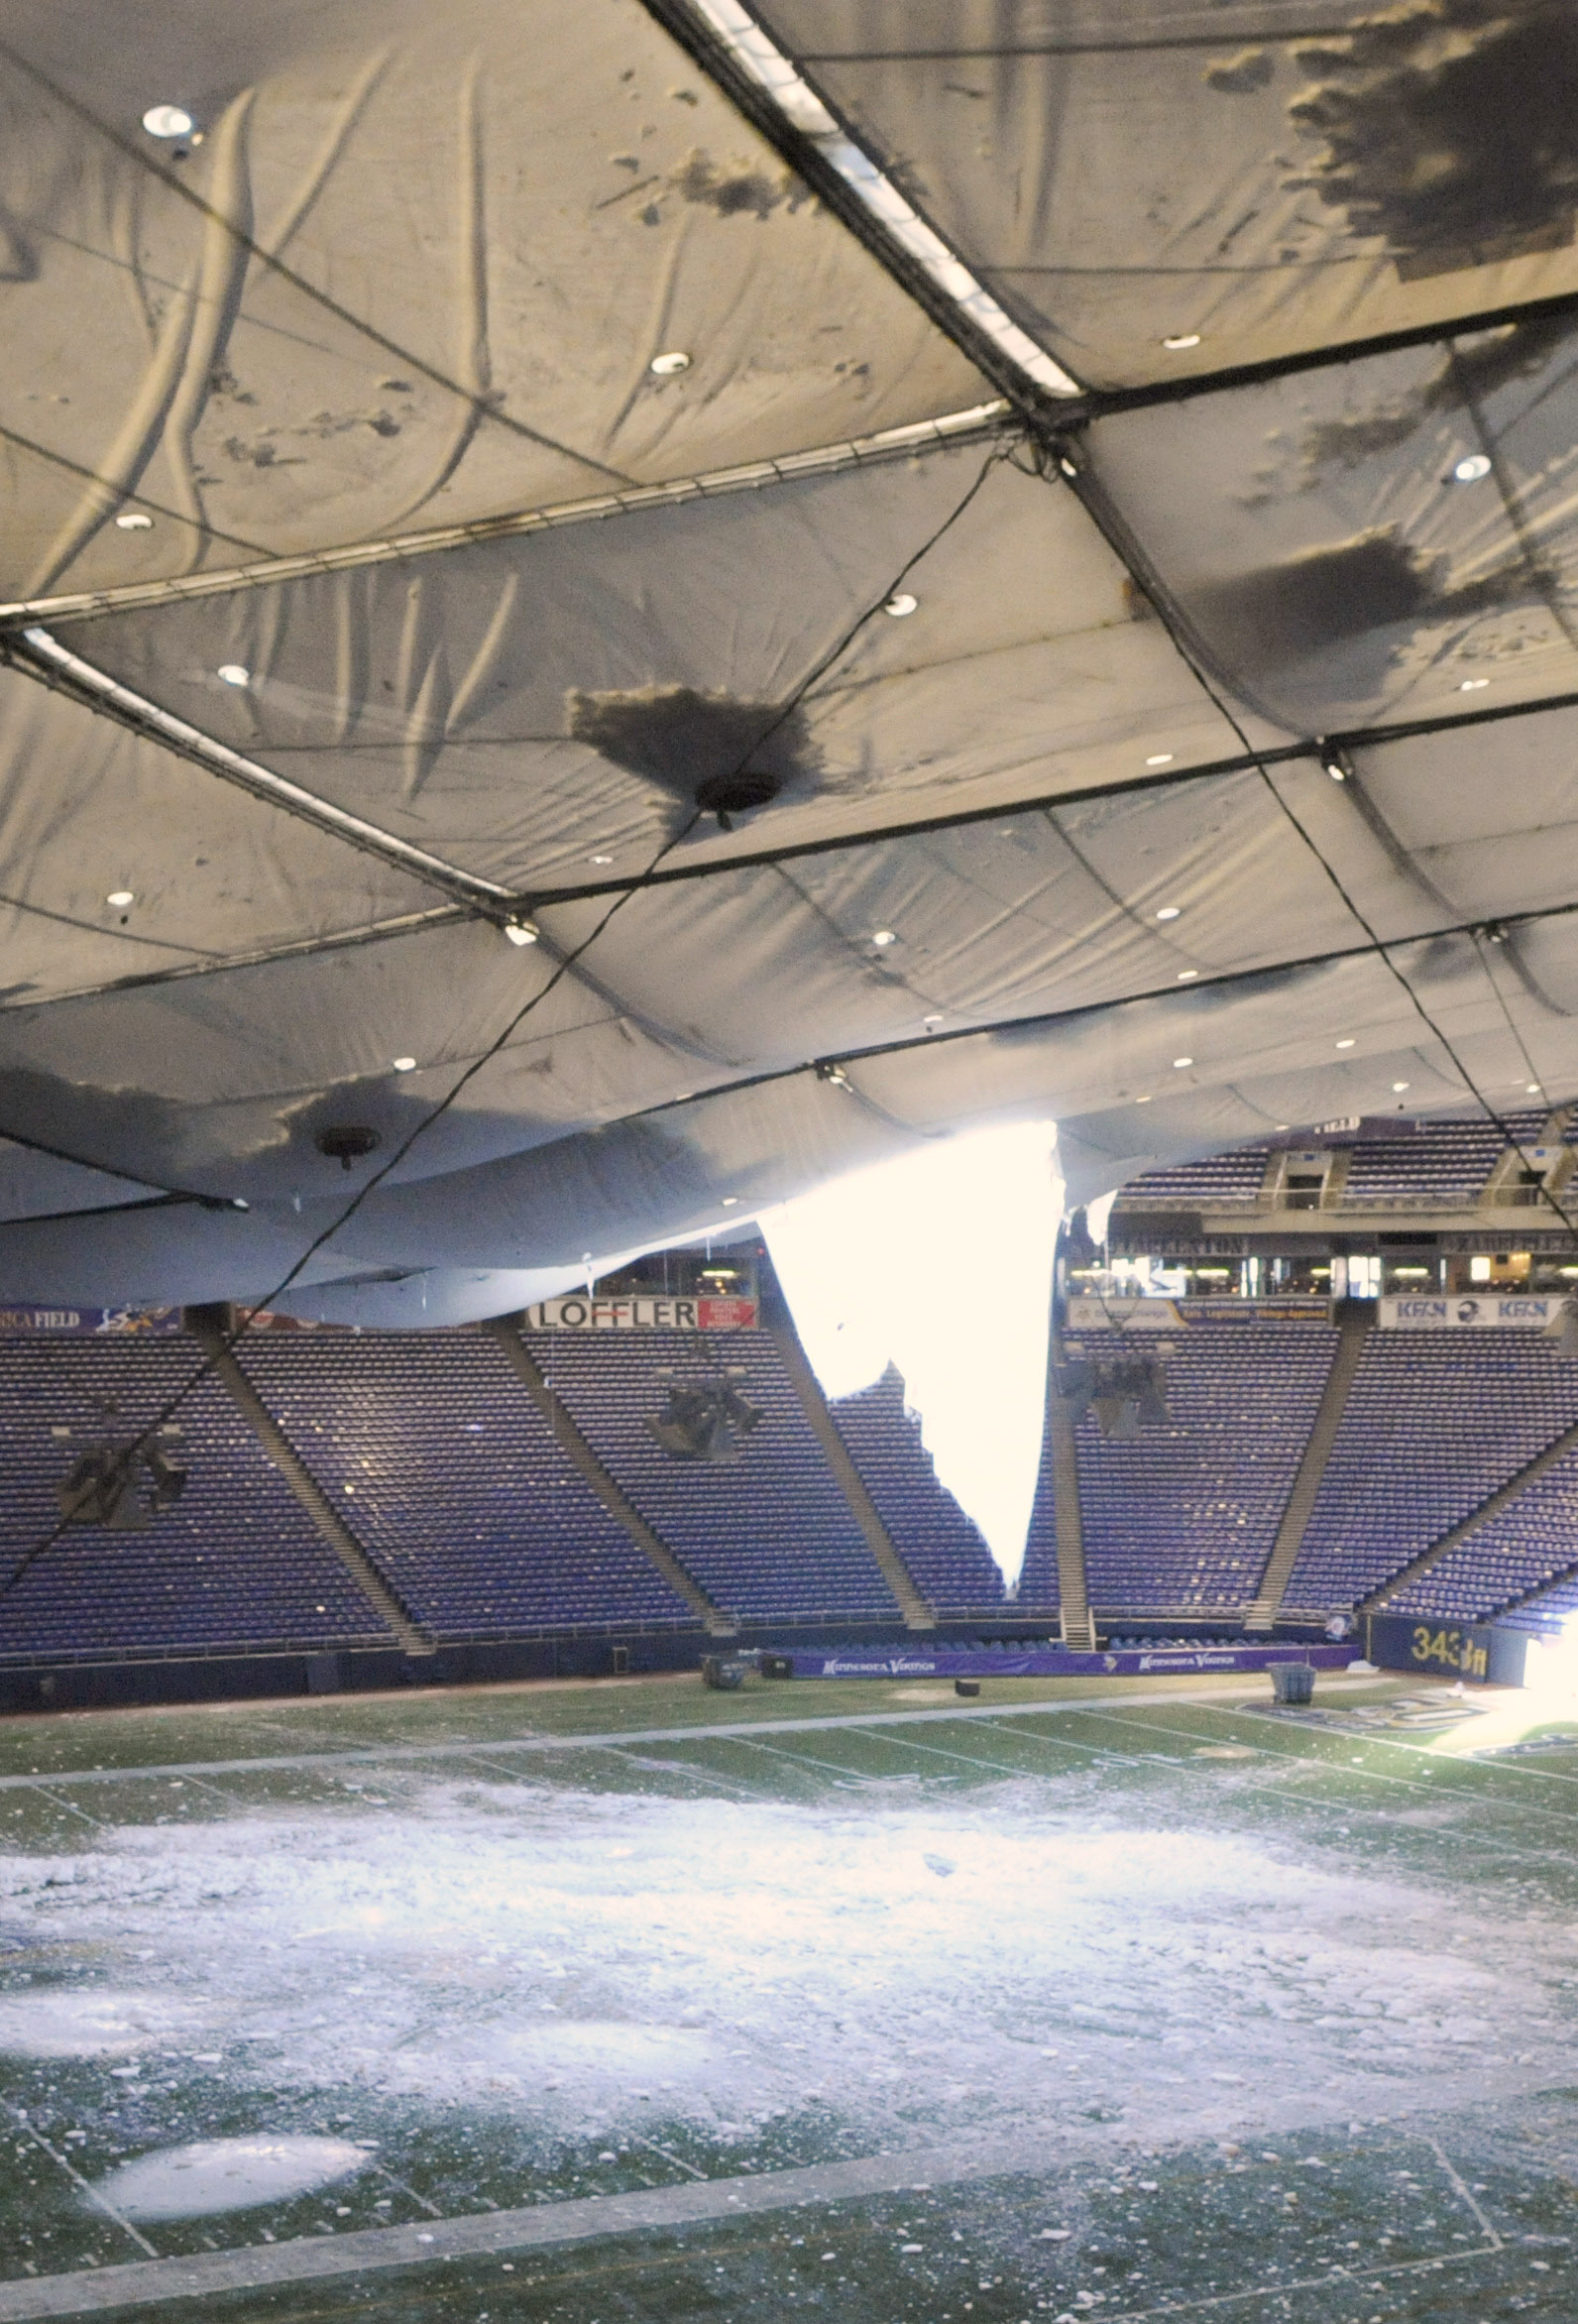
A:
[0,1776,1565,2147]
[93,2137,370,2220]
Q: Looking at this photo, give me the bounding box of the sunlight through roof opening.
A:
[759,1120,1061,1591]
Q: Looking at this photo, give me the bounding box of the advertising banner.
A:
[0,1307,181,1335]
[1380,1295,1560,1331]
[787,1643,1358,1681]
[1068,1298,1329,1330]
[522,1294,756,1331]
[1366,1613,1527,1685]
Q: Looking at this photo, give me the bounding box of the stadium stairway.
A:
[1362,1406,1578,1619]
[185,1308,433,1658]
[482,1316,736,1637]
[1245,1301,1373,1631]
[761,1301,936,1632]
[1047,1387,1094,1651]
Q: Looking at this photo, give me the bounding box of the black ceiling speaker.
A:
[1060,1353,1172,1439]
[646,1367,765,1462]
[55,1425,186,1530]
[693,769,779,832]
[315,1124,382,1171]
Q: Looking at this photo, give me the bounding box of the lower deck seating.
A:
[14,1307,1578,1660]
[830,1367,1004,1614]
[1073,1322,1337,1614]
[1284,1336,1578,1615]
[1501,1566,1578,1634]
[1015,1391,1064,1614]
[242,1332,696,1639]
[0,1335,382,1660]
[531,1330,902,1623]
[1384,1440,1578,1625]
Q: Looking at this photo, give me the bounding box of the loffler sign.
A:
[521,1294,756,1330]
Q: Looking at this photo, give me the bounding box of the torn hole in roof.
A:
[1286,4,1578,279]
[567,686,820,830]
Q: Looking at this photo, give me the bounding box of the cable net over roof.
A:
[2,0,1578,1322]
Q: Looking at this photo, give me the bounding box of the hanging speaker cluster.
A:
[645,1367,765,1462]
[1057,1353,1172,1440]
[53,1422,187,1530]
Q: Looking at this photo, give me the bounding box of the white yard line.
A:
[0,1679,1393,1796]
[1425,2136,1502,2248]
[989,1709,1578,1871]
[1,2108,157,2262]
[1229,1699,1578,1791]
[626,2132,708,2182]
[0,2107,1543,2321]
[25,1789,104,1833]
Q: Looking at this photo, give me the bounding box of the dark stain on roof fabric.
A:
[1286,1,1578,276]
[568,686,818,826]
[1205,49,1275,93]
[1194,529,1521,669]
[667,148,795,219]
[1296,313,1578,478]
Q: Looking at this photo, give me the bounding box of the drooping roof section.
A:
[3,0,1578,1324]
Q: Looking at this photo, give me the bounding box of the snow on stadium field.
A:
[0,1671,1574,2322]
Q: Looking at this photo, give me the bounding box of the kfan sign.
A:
[522,1295,757,1331]
[1380,1295,1564,1330]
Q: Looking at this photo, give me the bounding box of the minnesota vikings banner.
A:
[784,1643,1358,1680]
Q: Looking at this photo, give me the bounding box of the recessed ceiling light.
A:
[1393,1081,1409,1093]
[217,664,250,687]
[115,512,154,530]
[923,1013,943,1029]
[884,593,919,618]
[1162,333,1201,350]
[722,1196,739,1207]
[105,889,135,908]
[1335,1037,1355,1049]
[1459,676,1490,691]
[590,854,613,865]
[503,919,539,947]
[1528,1082,1543,1094]
[649,350,690,376]
[1145,753,1174,767]
[1322,752,1349,782]
[1135,1094,1151,1104]
[1173,1056,1193,1070]
[1177,968,1198,981]
[1154,907,1183,925]
[1452,453,1492,483]
[871,929,897,946]
[392,1057,417,1072]
[142,103,194,138]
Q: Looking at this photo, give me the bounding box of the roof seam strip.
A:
[0,907,467,1016]
[679,0,1079,399]
[8,631,514,910]
[511,675,1578,907]
[0,404,1010,628]
[617,906,1561,1134]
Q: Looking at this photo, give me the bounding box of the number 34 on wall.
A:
[1410,1624,1489,1679]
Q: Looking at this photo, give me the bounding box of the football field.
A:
[0,1667,1574,2322]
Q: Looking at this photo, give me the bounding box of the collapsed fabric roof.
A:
[3,0,1578,1323]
